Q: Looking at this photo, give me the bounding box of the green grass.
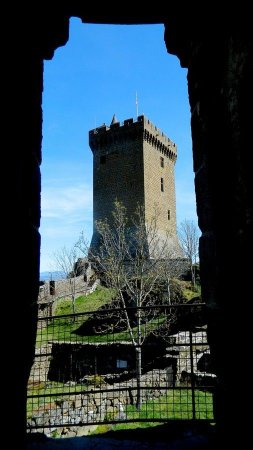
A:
[27,378,104,419]
[36,286,115,346]
[38,312,167,346]
[37,281,202,347]
[119,390,213,421]
[26,381,86,419]
[91,389,214,435]
[182,288,201,302]
[70,311,167,343]
[27,383,213,430]
[54,285,115,315]
[37,286,168,346]
[181,279,201,302]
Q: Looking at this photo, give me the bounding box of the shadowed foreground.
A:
[26,423,216,449]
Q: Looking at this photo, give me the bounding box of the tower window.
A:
[160,156,164,168]
[168,210,170,220]
[100,155,106,164]
[161,178,164,192]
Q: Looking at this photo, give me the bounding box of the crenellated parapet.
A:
[143,128,177,161]
[89,115,177,161]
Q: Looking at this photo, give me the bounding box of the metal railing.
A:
[27,303,215,435]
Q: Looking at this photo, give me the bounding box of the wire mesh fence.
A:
[27,303,215,436]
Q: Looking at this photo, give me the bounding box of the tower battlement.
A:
[89,115,177,161]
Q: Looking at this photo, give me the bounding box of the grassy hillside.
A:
[37,286,115,346]
[37,281,201,346]
[53,285,115,315]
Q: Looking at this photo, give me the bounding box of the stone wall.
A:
[46,341,169,383]
[167,330,215,388]
[28,344,52,383]
[38,276,100,319]
[27,369,172,436]
[143,118,177,236]
[90,117,144,248]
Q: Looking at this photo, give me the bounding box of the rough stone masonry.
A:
[89,115,179,255]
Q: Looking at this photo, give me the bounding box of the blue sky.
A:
[40,19,197,272]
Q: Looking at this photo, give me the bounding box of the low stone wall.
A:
[166,330,211,385]
[28,344,52,383]
[38,277,100,319]
[27,369,170,436]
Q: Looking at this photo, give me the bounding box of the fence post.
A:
[49,280,55,295]
[189,330,196,420]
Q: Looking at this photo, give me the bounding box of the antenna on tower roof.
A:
[136,92,138,118]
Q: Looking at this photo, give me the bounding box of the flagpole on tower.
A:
[136,92,138,118]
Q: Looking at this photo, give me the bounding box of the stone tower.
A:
[89,114,178,254]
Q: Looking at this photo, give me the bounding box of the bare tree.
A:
[53,246,81,315]
[178,219,200,289]
[78,200,182,410]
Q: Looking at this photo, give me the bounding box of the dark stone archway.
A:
[6,7,252,448]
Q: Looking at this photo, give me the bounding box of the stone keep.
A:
[89,114,178,253]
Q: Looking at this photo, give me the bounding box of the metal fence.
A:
[27,303,215,436]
